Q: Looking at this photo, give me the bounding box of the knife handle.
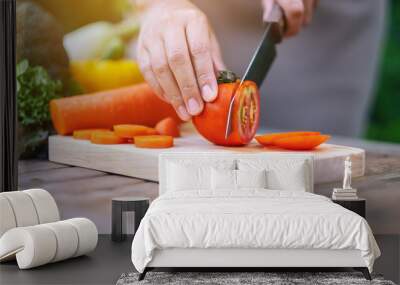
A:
[265,3,287,43]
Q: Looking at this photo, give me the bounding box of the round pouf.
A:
[112,197,149,242]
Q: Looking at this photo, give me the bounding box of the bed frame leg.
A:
[138,268,148,281]
[354,267,371,280]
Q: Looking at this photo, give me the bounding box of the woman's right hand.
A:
[137,0,225,121]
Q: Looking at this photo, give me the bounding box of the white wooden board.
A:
[48,133,365,184]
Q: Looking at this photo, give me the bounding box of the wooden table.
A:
[17,137,400,235]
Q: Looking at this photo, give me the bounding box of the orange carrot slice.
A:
[134,135,174,148]
[155,117,180,137]
[90,131,126,144]
[73,128,110,140]
[114,124,158,138]
[273,134,330,150]
[255,131,321,146]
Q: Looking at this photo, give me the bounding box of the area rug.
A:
[116,272,396,285]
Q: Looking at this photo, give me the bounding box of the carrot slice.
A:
[255,131,321,146]
[73,128,110,140]
[90,131,126,144]
[134,135,174,148]
[155,117,180,137]
[273,134,331,150]
[114,124,158,138]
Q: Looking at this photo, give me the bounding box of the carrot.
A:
[90,131,126,144]
[255,131,321,146]
[50,83,180,135]
[155,117,180,137]
[114,124,158,139]
[134,135,174,148]
[273,134,330,150]
[73,128,110,140]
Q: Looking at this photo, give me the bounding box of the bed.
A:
[131,152,380,281]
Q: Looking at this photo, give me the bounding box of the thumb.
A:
[262,0,274,22]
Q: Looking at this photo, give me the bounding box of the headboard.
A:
[158,152,314,195]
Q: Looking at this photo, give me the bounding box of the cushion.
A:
[167,162,210,191]
[238,158,312,192]
[0,189,60,237]
[166,159,235,192]
[211,169,267,191]
[211,168,236,190]
[0,218,97,269]
[236,169,267,189]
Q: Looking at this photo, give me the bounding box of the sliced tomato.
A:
[273,134,331,150]
[113,124,158,138]
[255,131,321,146]
[155,117,180,137]
[193,80,259,146]
[134,135,174,148]
[73,128,110,140]
[90,130,126,144]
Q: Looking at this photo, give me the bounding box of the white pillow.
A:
[211,169,267,190]
[211,168,236,190]
[236,169,267,189]
[165,159,237,192]
[167,162,210,191]
[237,158,311,192]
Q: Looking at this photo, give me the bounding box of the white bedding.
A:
[131,190,380,273]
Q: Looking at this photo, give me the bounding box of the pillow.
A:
[211,169,267,190]
[211,168,236,190]
[236,169,267,189]
[167,162,210,191]
[237,158,311,192]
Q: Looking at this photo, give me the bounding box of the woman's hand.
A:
[137,0,225,121]
[262,0,318,37]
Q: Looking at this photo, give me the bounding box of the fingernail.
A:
[178,106,190,120]
[202,85,217,102]
[188,98,201,115]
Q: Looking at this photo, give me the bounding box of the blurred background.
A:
[367,0,400,143]
[15,0,400,158]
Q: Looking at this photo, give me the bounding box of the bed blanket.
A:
[131,190,380,272]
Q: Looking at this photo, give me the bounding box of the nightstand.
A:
[332,198,366,218]
[112,197,150,242]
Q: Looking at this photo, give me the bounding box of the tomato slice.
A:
[193,80,260,146]
[255,131,321,146]
[73,128,110,140]
[155,117,180,137]
[114,124,158,138]
[134,135,174,148]
[273,134,331,150]
[91,131,126,144]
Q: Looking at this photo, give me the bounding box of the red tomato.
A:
[193,80,260,146]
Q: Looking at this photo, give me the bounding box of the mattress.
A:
[131,190,380,273]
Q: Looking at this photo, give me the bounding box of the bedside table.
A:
[332,198,366,218]
[112,197,150,242]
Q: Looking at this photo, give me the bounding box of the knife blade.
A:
[224,5,285,139]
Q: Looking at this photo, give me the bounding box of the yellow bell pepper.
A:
[70,60,144,93]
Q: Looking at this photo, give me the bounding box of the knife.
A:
[224,4,286,139]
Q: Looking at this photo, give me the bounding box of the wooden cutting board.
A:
[48,132,365,184]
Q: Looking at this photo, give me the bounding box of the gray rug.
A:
[117,272,396,285]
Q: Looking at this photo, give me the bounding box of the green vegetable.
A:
[17,60,62,126]
[16,60,63,157]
